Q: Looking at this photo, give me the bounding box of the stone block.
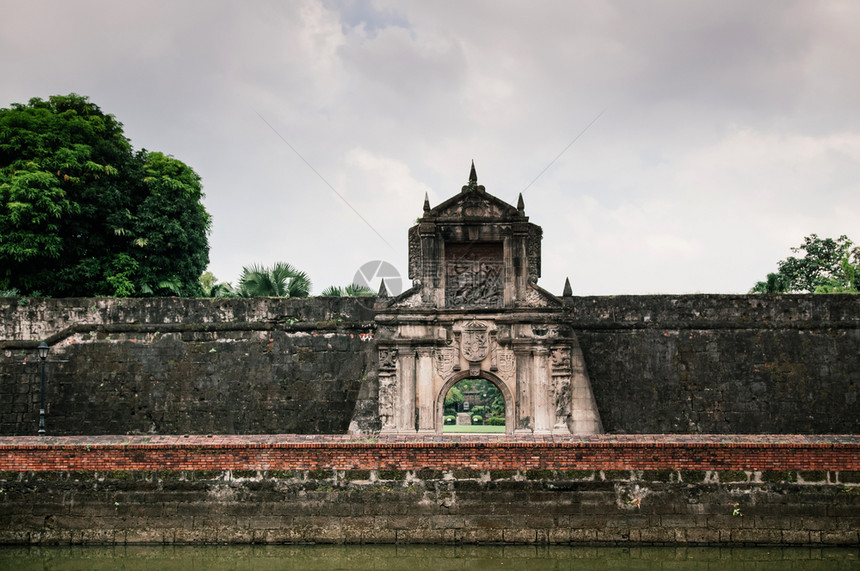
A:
[456,527,503,544]
[568,528,598,543]
[821,531,858,545]
[681,527,720,544]
[781,530,811,544]
[730,528,782,544]
[597,527,632,542]
[121,528,165,544]
[502,527,537,543]
[638,527,680,543]
[547,527,571,544]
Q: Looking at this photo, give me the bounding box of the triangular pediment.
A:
[428,188,521,221]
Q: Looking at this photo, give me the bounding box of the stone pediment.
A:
[517,282,564,308]
[428,189,519,221]
[421,160,524,223]
[405,162,546,308]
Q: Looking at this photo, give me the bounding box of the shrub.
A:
[444,415,456,425]
[470,405,488,417]
[471,415,483,425]
[487,416,506,426]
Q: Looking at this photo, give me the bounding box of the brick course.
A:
[1,434,857,472]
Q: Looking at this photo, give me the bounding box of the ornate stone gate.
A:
[374,164,603,435]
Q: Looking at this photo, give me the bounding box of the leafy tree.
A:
[444,386,463,410]
[237,262,311,298]
[199,271,237,297]
[751,234,859,294]
[320,283,374,297]
[0,94,210,297]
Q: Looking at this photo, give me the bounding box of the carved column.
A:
[398,351,416,433]
[416,347,435,433]
[532,347,552,433]
[550,345,572,435]
[514,345,533,433]
[378,347,398,434]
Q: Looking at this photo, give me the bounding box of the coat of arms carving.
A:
[460,320,490,363]
[435,345,456,377]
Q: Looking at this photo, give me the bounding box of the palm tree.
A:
[237,262,312,298]
[320,283,374,297]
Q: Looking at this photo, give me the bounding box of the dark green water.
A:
[0,545,857,570]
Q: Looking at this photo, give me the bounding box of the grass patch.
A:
[442,424,506,433]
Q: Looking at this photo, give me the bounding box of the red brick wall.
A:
[1,435,857,472]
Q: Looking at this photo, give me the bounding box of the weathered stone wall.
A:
[0,298,377,436]
[1,435,857,546]
[1,467,857,546]
[567,295,859,434]
[1,294,858,435]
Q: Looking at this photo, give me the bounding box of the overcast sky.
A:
[2,0,858,296]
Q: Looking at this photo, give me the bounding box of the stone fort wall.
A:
[0,297,377,436]
[0,434,857,546]
[1,294,858,435]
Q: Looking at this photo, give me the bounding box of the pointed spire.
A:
[562,277,573,297]
[423,192,430,213]
[377,278,389,298]
[462,160,485,193]
[517,192,525,214]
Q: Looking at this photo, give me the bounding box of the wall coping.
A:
[1,433,858,448]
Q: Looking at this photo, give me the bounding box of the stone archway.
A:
[435,370,514,435]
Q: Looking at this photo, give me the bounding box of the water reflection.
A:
[0,545,857,570]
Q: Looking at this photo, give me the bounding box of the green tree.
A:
[237,262,311,298]
[751,234,859,294]
[444,386,463,410]
[199,271,237,297]
[0,94,210,297]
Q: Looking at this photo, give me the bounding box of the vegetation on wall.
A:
[320,284,374,297]
[0,94,210,297]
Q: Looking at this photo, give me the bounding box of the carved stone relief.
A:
[496,348,516,385]
[552,375,571,423]
[407,226,420,280]
[378,370,397,431]
[521,286,549,308]
[435,344,456,378]
[551,346,571,372]
[379,348,398,371]
[445,242,503,308]
[461,320,490,362]
[460,197,504,218]
[527,230,542,280]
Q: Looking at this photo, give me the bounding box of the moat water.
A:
[1,545,857,570]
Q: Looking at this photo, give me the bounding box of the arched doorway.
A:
[435,370,514,435]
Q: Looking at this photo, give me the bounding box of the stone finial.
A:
[423,192,430,213]
[563,277,573,297]
[462,160,485,193]
[377,278,389,298]
[463,160,478,192]
[517,192,525,214]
